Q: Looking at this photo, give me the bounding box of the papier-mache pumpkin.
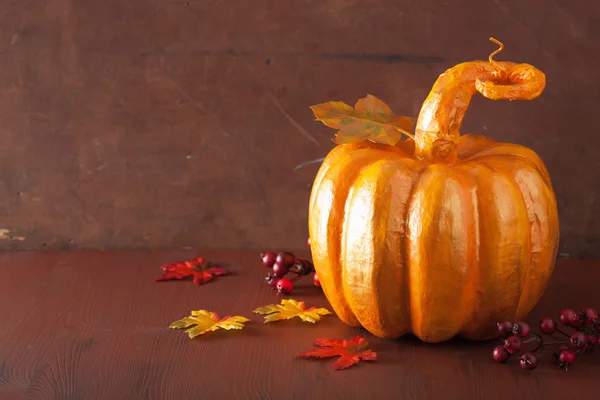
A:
[308,38,559,343]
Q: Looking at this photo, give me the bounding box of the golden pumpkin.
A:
[308,40,559,343]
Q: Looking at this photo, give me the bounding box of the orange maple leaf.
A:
[310,94,415,146]
[297,336,377,370]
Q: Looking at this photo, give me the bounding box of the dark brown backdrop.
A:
[0,0,599,256]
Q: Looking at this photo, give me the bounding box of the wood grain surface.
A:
[0,1,600,256]
[0,250,597,399]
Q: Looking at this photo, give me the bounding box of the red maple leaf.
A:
[156,257,227,285]
[297,336,377,370]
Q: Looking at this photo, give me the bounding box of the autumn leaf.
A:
[310,94,415,146]
[156,257,227,285]
[297,336,377,370]
[169,310,249,338]
[253,299,332,323]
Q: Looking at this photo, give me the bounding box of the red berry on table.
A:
[587,335,597,344]
[307,237,311,247]
[512,322,530,337]
[585,335,597,352]
[559,308,580,327]
[497,320,513,336]
[295,259,315,275]
[559,350,577,364]
[276,252,296,269]
[260,252,277,268]
[557,343,570,352]
[558,350,576,371]
[519,353,538,370]
[276,278,293,295]
[313,273,321,287]
[580,307,597,324]
[265,274,280,289]
[504,336,522,354]
[539,317,557,334]
[272,261,290,277]
[492,346,510,363]
[569,331,587,350]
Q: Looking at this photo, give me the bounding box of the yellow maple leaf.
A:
[310,94,415,146]
[169,310,249,338]
[253,299,332,323]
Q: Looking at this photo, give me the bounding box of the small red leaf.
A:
[193,272,213,285]
[156,257,227,286]
[207,267,227,276]
[160,262,184,272]
[297,336,376,370]
[156,269,195,281]
[332,356,359,371]
[313,338,346,347]
[297,348,341,358]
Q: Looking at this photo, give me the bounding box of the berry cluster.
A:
[493,307,600,371]
[260,247,319,295]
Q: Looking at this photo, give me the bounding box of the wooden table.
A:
[0,250,598,399]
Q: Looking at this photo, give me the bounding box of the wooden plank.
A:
[0,250,597,399]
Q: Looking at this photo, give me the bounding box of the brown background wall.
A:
[0,0,598,256]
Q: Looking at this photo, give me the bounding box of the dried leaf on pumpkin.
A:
[169,310,249,338]
[310,94,415,146]
[297,336,377,370]
[253,299,332,323]
[156,257,227,285]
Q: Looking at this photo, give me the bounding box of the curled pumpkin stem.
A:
[488,37,504,69]
[414,38,546,160]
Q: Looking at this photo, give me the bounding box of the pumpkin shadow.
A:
[395,333,497,348]
[370,333,499,366]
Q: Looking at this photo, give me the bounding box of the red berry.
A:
[265,274,280,289]
[276,278,293,295]
[504,336,522,354]
[272,261,290,277]
[497,320,513,336]
[519,353,538,370]
[585,335,597,352]
[313,272,321,287]
[580,308,597,324]
[559,309,580,327]
[307,237,311,247]
[539,317,557,334]
[587,335,597,345]
[569,331,587,350]
[559,350,577,364]
[276,252,296,269]
[512,322,530,337]
[295,259,314,275]
[493,346,510,363]
[557,343,570,352]
[558,350,576,370]
[260,252,277,268]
